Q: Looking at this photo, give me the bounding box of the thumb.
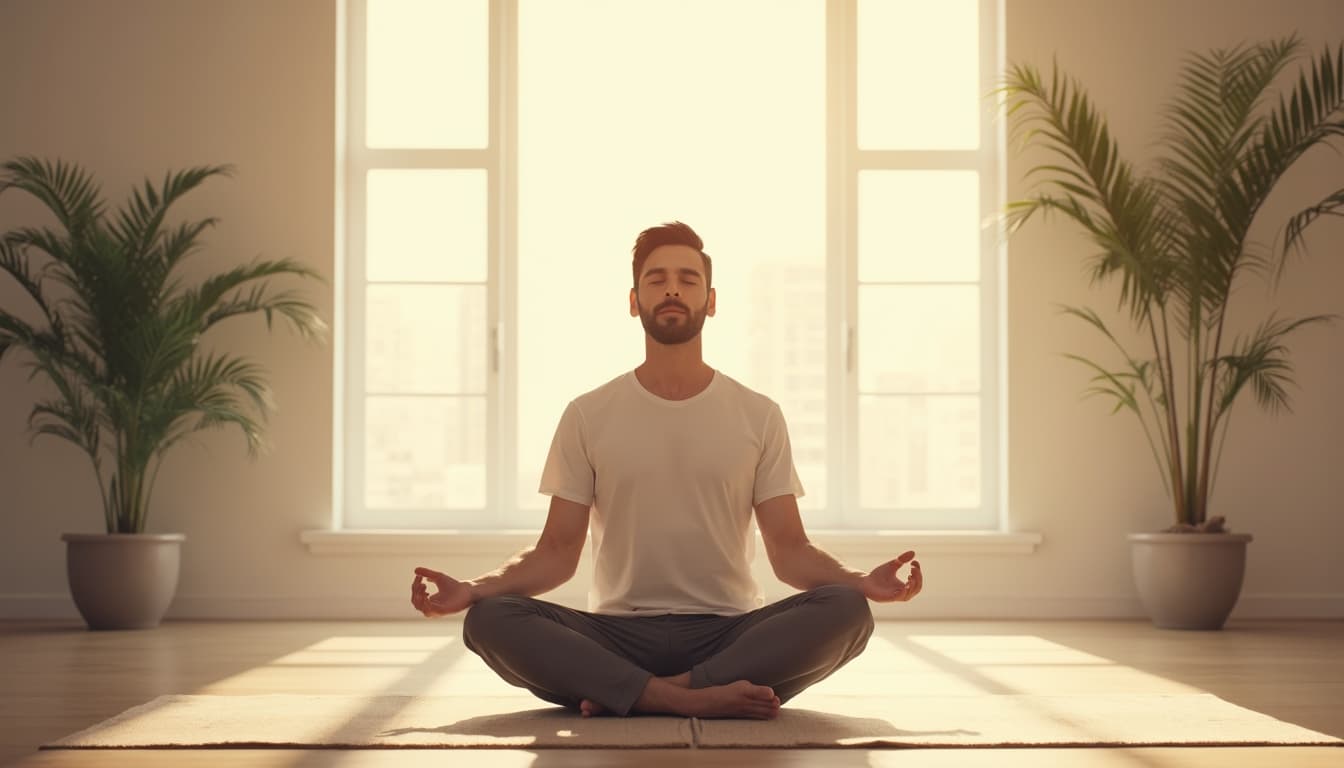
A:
[414,567,444,581]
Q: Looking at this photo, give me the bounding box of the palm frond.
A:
[1213,313,1335,420]
[106,165,234,273]
[1251,41,1344,274]
[188,258,328,340]
[1001,62,1173,326]
[1281,186,1344,265]
[0,157,105,233]
[0,236,59,325]
[149,352,276,460]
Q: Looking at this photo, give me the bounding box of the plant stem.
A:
[1197,270,1232,527]
[1152,302,1186,524]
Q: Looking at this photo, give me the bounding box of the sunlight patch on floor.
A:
[195,634,460,694]
[903,634,1204,696]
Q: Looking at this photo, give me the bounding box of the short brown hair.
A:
[631,221,713,289]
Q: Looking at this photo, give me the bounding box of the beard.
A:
[637,297,708,345]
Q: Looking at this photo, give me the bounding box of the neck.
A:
[636,337,712,397]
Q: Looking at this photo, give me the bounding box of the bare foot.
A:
[579,698,607,717]
[635,678,781,719]
[580,671,692,717]
[661,671,692,688]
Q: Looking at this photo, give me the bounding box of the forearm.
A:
[775,542,866,592]
[466,544,574,602]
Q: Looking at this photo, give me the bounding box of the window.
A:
[339,0,1003,531]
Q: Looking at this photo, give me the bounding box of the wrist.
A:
[853,571,872,594]
[465,579,485,603]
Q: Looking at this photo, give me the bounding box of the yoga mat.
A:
[43,694,691,749]
[695,694,1344,748]
[43,693,1342,749]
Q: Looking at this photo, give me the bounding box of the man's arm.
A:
[754,494,864,591]
[467,494,591,601]
[754,494,923,602]
[413,495,590,616]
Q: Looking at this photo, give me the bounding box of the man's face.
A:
[630,244,716,345]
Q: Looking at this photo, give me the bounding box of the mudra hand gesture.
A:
[859,551,923,602]
[411,567,475,617]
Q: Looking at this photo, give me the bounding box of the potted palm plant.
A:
[0,157,326,629]
[1001,36,1342,629]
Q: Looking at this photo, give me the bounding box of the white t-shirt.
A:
[538,369,805,616]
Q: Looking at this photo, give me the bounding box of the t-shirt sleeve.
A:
[537,400,595,506]
[753,402,806,506]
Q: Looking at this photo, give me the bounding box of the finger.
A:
[414,567,443,580]
[895,551,916,565]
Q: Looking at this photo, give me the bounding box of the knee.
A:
[462,595,529,647]
[810,584,874,636]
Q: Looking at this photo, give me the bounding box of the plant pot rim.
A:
[61,532,186,543]
[1127,531,1253,543]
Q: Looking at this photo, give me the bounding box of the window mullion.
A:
[343,0,369,529]
[496,0,523,528]
[828,0,859,530]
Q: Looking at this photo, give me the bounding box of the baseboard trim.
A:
[3,592,1340,621]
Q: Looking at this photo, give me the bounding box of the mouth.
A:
[658,308,686,316]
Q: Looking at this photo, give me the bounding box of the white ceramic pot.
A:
[61,533,185,630]
[1127,531,1252,630]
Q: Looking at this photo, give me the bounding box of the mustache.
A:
[655,301,689,314]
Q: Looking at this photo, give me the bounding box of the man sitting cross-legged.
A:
[410,221,923,719]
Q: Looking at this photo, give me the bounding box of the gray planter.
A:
[61,533,185,630]
[1127,531,1253,630]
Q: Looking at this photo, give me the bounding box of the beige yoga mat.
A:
[43,695,692,749]
[696,694,1344,748]
[44,693,1342,750]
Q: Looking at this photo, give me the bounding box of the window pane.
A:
[366,285,486,394]
[859,395,979,508]
[366,0,488,148]
[857,0,979,149]
[366,169,487,282]
[365,396,485,509]
[515,0,827,511]
[858,285,978,392]
[858,171,980,282]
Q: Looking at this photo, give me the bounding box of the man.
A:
[411,221,922,720]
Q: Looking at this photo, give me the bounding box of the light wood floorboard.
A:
[3,618,1341,767]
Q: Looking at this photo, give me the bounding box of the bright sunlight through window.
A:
[345,0,1001,530]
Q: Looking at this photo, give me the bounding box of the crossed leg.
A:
[462,585,873,719]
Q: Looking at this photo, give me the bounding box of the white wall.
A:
[0,0,1340,621]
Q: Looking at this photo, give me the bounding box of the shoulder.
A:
[569,370,635,416]
[712,370,783,419]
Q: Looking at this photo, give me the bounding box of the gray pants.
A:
[461,584,874,717]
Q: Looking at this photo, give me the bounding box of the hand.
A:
[411,567,475,617]
[859,551,922,603]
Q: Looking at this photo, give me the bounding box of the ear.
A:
[629,288,638,317]
[706,287,716,317]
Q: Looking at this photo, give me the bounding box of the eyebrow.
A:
[643,267,702,280]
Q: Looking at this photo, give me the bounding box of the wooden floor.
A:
[2,618,1341,767]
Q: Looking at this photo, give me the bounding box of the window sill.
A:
[300,529,1042,556]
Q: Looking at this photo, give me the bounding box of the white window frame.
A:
[335,0,1006,532]
[832,0,1005,530]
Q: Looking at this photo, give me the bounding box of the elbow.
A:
[540,542,581,587]
[769,542,807,588]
